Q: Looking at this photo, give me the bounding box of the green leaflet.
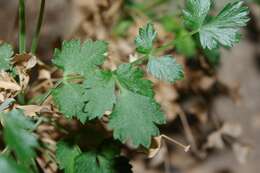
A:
[183,0,250,49]
[109,88,165,148]
[0,156,29,173]
[52,83,87,123]
[74,142,132,173]
[56,141,132,173]
[183,0,211,30]
[52,40,108,76]
[147,55,184,83]
[115,64,154,98]
[56,141,81,173]
[83,71,116,120]
[0,43,13,70]
[1,109,38,165]
[135,23,157,54]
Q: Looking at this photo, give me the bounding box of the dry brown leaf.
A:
[221,122,242,138]
[199,76,216,91]
[205,131,225,149]
[0,71,21,100]
[232,142,251,164]
[0,80,21,91]
[12,53,37,90]
[38,69,51,80]
[15,105,43,117]
[148,136,163,158]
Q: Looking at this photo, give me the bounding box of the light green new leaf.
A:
[1,109,38,165]
[135,23,157,54]
[75,143,132,173]
[53,40,108,76]
[116,64,154,98]
[83,71,116,120]
[109,89,165,148]
[0,43,13,70]
[184,0,249,49]
[52,83,87,123]
[0,156,29,173]
[147,55,184,83]
[56,141,81,173]
[183,0,211,30]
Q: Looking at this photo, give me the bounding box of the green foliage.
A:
[184,0,250,49]
[1,109,38,165]
[52,83,87,123]
[203,48,221,66]
[113,20,133,36]
[0,156,29,173]
[53,40,108,76]
[115,64,154,98]
[109,89,165,147]
[183,0,211,30]
[135,23,157,54]
[175,29,196,57]
[56,141,81,173]
[147,55,184,83]
[0,43,13,70]
[82,71,116,120]
[56,141,132,173]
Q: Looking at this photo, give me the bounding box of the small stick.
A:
[161,134,190,152]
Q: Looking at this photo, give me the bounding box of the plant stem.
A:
[31,0,45,54]
[130,54,149,65]
[129,30,198,66]
[19,0,26,53]
[39,79,63,105]
[155,29,199,54]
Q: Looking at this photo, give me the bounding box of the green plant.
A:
[0,0,249,172]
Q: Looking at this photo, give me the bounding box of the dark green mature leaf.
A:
[1,109,38,165]
[56,141,81,173]
[116,64,154,98]
[184,0,250,49]
[135,23,157,54]
[109,89,165,148]
[52,83,87,123]
[75,143,132,173]
[147,55,184,83]
[83,71,116,120]
[53,40,108,76]
[0,43,13,70]
[204,48,221,66]
[0,156,28,173]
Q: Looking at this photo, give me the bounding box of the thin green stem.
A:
[155,30,199,54]
[19,0,26,53]
[129,30,198,66]
[130,54,149,66]
[39,79,63,105]
[31,0,45,54]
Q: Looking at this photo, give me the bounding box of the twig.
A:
[162,134,190,152]
[178,111,198,152]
